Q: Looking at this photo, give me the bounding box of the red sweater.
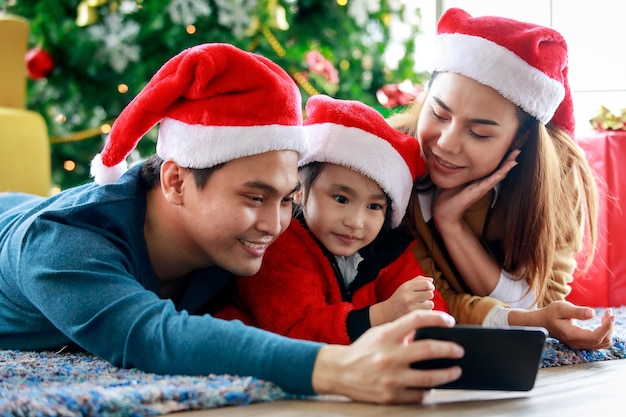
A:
[217,218,447,345]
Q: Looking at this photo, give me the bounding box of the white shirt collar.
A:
[335,252,364,287]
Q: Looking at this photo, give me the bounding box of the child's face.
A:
[298,163,387,257]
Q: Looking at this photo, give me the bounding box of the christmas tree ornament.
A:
[86,0,109,6]
[25,47,55,80]
[76,1,99,27]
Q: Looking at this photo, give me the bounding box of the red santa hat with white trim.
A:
[301,95,426,228]
[90,43,307,184]
[433,8,574,134]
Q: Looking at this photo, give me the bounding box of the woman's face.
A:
[417,72,520,189]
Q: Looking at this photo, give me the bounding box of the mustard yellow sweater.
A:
[405,189,576,325]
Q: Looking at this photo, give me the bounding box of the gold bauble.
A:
[76,1,99,27]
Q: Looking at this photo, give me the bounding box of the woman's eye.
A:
[469,130,490,140]
[431,109,446,121]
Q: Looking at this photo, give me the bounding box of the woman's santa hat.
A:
[301,95,426,228]
[433,8,574,134]
[91,43,307,184]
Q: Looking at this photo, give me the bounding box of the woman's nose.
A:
[437,127,462,154]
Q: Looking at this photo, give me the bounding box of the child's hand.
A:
[369,277,436,326]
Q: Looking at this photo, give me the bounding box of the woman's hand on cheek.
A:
[433,149,520,231]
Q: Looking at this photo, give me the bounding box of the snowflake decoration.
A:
[118,0,140,15]
[214,0,258,39]
[167,0,212,26]
[347,0,381,27]
[87,13,140,74]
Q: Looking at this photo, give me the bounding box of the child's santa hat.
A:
[301,95,426,228]
[90,43,307,184]
[433,8,574,134]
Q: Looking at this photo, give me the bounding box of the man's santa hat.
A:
[90,43,307,184]
[432,8,574,134]
[300,95,426,228]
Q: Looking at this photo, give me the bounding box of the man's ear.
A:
[293,188,304,205]
[160,160,186,205]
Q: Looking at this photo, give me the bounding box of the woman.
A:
[389,8,614,350]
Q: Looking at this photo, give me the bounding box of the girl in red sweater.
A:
[218,95,447,344]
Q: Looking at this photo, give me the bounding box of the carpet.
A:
[541,306,626,366]
[1,307,624,416]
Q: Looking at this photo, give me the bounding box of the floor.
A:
[170,359,625,417]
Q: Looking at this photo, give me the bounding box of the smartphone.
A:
[411,325,547,391]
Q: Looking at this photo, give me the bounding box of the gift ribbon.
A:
[589,105,626,131]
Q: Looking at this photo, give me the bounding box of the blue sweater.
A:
[0,163,322,395]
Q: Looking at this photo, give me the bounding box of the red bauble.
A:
[25,47,55,80]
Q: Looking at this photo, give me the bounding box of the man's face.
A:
[177,150,300,276]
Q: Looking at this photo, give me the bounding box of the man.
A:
[0,43,462,404]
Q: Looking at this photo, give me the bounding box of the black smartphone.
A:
[411,325,547,391]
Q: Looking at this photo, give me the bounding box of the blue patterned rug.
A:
[1,307,624,416]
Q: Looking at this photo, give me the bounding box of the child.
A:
[218,94,447,344]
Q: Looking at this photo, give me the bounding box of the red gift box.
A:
[568,131,626,307]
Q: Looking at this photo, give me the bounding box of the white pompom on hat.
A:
[90,43,307,184]
[301,95,426,228]
[433,8,574,134]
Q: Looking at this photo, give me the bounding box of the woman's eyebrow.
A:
[469,117,499,126]
[433,96,499,126]
[433,96,451,112]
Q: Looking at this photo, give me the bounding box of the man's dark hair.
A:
[139,154,224,189]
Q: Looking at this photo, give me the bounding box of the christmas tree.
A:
[7,0,427,190]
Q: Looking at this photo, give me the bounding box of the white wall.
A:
[412,0,626,137]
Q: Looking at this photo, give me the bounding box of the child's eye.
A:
[334,195,348,204]
[368,203,385,211]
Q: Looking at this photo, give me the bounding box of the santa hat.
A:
[90,43,307,184]
[300,95,426,228]
[433,8,574,134]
